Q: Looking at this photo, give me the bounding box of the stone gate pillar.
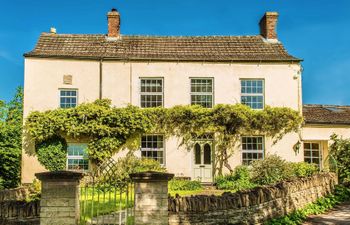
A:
[35,171,84,225]
[130,171,174,225]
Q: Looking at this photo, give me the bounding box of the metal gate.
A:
[80,159,134,225]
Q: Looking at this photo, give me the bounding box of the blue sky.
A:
[1,0,350,104]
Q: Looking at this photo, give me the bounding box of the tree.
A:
[0,87,23,188]
[329,134,350,183]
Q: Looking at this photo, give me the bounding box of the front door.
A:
[193,142,213,183]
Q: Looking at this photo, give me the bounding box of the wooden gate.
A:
[80,159,134,225]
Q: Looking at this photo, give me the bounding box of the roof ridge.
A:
[41,32,263,38]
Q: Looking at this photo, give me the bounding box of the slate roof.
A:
[303,105,350,125]
[24,33,301,62]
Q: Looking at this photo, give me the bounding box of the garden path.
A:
[303,201,350,225]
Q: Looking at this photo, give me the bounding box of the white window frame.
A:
[241,136,265,165]
[190,78,214,108]
[59,89,78,108]
[303,142,322,168]
[140,134,165,165]
[66,143,89,171]
[140,78,164,108]
[240,79,264,109]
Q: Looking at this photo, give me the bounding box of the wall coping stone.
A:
[130,171,174,182]
[35,170,84,181]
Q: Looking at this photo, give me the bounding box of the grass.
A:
[80,186,134,224]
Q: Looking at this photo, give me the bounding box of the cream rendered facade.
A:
[22,57,303,183]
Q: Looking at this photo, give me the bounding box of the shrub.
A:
[251,154,293,185]
[169,179,203,191]
[26,179,41,202]
[113,154,166,182]
[329,134,350,183]
[36,136,67,171]
[216,165,256,190]
[290,162,318,178]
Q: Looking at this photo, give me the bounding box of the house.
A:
[21,9,350,184]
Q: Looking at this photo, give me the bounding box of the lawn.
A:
[80,185,134,224]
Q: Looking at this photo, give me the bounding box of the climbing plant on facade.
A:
[25,99,303,173]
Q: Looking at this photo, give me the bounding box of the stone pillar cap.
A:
[130,171,174,182]
[35,170,84,181]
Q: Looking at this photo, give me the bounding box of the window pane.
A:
[242,136,264,165]
[194,144,201,165]
[203,144,211,165]
[241,80,264,109]
[140,79,163,108]
[141,135,165,164]
[67,144,88,171]
[60,90,77,108]
[190,78,213,108]
[303,142,321,168]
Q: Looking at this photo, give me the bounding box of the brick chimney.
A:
[107,8,120,38]
[259,12,278,40]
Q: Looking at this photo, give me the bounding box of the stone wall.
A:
[0,200,40,225]
[168,173,337,225]
[0,187,30,202]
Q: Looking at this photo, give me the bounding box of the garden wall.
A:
[0,187,40,225]
[168,173,337,225]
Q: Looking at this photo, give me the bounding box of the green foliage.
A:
[290,162,318,178]
[36,136,67,171]
[215,165,256,190]
[169,179,203,191]
[265,185,350,225]
[329,134,350,183]
[113,155,166,182]
[216,161,319,191]
[26,179,42,202]
[251,154,294,185]
[25,100,302,174]
[0,87,23,188]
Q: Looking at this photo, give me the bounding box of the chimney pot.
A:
[259,12,278,40]
[50,27,57,34]
[107,8,120,38]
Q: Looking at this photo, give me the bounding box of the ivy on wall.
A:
[25,99,303,174]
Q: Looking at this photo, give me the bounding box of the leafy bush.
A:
[216,165,256,190]
[251,154,294,185]
[0,87,23,188]
[26,179,41,202]
[0,177,4,190]
[290,162,318,178]
[169,179,203,191]
[265,185,350,225]
[329,134,350,183]
[36,136,67,171]
[113,155,166,182]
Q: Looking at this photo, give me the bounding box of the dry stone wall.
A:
[0,200,40,225]
[0,187,30,202]
[168,173,337,225]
